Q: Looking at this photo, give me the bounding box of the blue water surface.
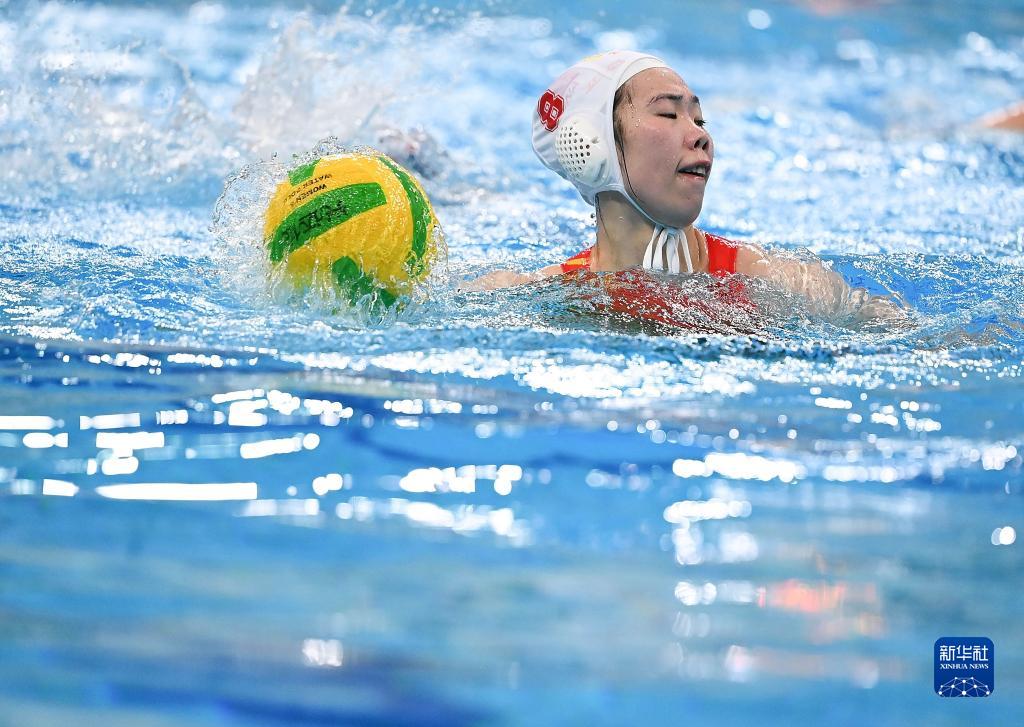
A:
[1,0,1023,724]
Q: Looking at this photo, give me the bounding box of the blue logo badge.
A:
[934,637,994,697]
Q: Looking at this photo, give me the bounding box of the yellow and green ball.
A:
[263,152,439,309]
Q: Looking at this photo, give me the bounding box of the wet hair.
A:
[612,79,633,151]
[609,78,639,209]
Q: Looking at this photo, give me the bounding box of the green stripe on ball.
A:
[332,256,398,314]
[378,156,431,275]
[288,159,320,185]
[268,182,387,262]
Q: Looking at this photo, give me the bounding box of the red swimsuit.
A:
[558,231,756,331]
[560,231,740,276]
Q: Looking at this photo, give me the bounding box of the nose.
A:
[687,120,710,152]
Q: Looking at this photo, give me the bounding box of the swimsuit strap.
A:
[560,247,593,274]
[703,232,739,276]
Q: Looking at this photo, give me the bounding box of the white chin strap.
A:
[642,225,693,274]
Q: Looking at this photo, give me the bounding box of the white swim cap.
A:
[532,51,695,274]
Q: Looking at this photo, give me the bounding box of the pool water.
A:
[1,1,1022,724]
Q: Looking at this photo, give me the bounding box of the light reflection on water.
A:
[1,335,1019,723]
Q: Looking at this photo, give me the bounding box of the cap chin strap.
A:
[642,225,693,274]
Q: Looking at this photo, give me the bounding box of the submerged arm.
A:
[733,243,909,326]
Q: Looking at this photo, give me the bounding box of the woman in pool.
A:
[464,50,904,327]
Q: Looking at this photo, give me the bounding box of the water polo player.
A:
[464,50,906,328]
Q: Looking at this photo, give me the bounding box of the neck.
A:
[592,193,703,273]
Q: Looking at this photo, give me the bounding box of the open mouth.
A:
[678,162,710,179]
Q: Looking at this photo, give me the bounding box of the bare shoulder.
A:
[730,239,772,276]
[460,263,564,292]
[732,241,836,281]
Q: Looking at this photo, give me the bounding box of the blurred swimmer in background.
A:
[979,101,1024,133]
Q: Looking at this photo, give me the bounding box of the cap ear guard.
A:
[531,51,669,207]
[553,114,612,188]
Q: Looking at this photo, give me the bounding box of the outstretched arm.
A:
[733,243,909,327]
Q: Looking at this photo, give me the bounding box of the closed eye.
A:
[658,113,709,128]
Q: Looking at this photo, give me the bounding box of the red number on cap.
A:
[538,90,565,132]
